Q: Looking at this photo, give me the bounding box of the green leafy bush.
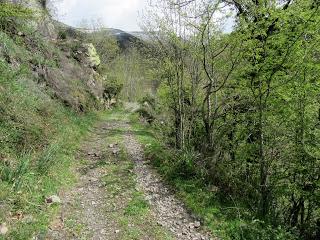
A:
[103,75,123,101]
[136,107,155,123]
[57,30,67,40]
[139,94,156,110]
[225,220,296,240]
[136,94,157,123]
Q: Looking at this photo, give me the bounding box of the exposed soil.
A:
[125,133,213,240]
[45,114,214,240]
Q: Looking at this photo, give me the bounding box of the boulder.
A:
[0,223,8,235]
[85,43,101,68]
[72,43,101,69]
[45,195,61,204]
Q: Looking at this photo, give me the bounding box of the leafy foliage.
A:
[139,0,320,239]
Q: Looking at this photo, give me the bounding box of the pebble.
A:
[46,195,61,204]
[124,133,212,240]
[194,221,201,228]
[0,223,8,235]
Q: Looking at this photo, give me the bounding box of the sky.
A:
[53,0,147,31]
[52,0,234,33]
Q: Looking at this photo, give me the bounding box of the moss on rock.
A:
[84,43,101,68]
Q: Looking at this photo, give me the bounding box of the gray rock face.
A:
[4,0,57,39]
[45,55,104,112]
[71,43,101,68]
[2,0,106,111]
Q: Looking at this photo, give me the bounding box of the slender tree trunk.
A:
[258,83,268,217]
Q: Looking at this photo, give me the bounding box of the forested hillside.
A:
[132,0,320,239]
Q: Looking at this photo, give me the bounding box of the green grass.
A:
[0,111,100,240]
[0,27,104,238]
[124,192,149,216]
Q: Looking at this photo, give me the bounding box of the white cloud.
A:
[53,0,147,31]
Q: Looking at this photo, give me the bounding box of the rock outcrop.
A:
[1,0,108,111]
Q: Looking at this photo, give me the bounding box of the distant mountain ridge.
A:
[71,27,149,50]
[106,28,144,49]
[128,31,151,41]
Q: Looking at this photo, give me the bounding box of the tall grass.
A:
[0,108,98,239]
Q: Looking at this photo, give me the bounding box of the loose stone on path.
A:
[124,129,214,240]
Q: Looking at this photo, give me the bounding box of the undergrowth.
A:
[129,113,296,240]
[0,111,98,240]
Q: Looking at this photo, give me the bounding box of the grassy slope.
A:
[0,111,98,239]
[0,17,101,239]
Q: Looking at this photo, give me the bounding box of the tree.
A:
[142,0,320,238]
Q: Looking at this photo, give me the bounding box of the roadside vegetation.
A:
[131,0,320,239]
[131,113,293,239]
[0,2,116,238]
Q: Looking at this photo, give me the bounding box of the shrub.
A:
[139,94,156,110]
[136,107,155,124]
[58,30,67,40]
[225,219,297,240]
[103,75,123,101]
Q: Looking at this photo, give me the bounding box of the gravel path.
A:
[46,115,215,240]
[124,131,213,240]
[46,124,121,240]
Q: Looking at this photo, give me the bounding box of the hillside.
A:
[1,1,319,240]
[0,3,208,239]
[0,1,114,238]
[107,28,145,50]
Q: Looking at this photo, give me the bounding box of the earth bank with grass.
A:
[0,1,113,238]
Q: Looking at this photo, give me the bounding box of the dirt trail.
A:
[125,133,213,240]
[46,113,214,240]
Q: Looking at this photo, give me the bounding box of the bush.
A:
[103,75,123,101]
[58,30,67,40]
[139,94,156,110]
[226,220,297,240]
[136,94,157,123]
[136,107,155,124]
